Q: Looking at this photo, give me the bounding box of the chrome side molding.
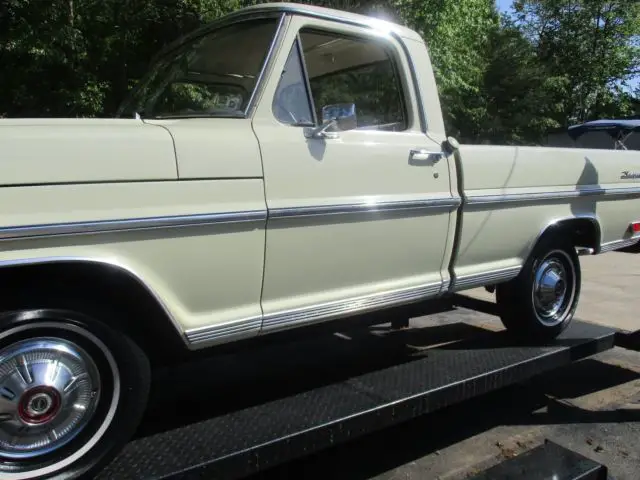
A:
[599,237,640,253]
[269,197,461,219]
[4,184,639,241]
[0,196,460,241]
[466,185,640,206]
[261,281,442,334]
[184,316,262,347]
[0,210,267,242]
[451,265,522,292]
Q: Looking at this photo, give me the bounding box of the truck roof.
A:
[236,2,424,42]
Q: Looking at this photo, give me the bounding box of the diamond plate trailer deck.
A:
[468,439,609,480]
[95,319,617,480]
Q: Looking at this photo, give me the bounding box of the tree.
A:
[512,0,640,124]
[0,0,244,117]
[1,0,638,136]
[395,0,501,141]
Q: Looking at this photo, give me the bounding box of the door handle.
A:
[410,149,443,163]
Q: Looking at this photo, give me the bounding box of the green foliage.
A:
[512,0,640,125]
[394,0,501,140]
[0,0,638,145]
[0,0,244,117]
[478,18,568,144]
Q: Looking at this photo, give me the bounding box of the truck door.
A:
[252,17,456,332]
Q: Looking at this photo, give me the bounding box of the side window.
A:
[272,39,315,126]
[299,29,408,132]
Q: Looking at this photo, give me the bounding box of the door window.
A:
[272,39,315,126]
[272,29,409,133]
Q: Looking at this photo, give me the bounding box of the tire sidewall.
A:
[0,309,150,480]
[520,236,582,338]
[497,233,582,341]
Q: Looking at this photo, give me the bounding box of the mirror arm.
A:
[304,119,340,139]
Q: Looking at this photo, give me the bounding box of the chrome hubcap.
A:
[532,251,575,326]
[0,338,101,459]
[18,387,61,425]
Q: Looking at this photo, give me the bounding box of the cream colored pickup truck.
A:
[1,3,639,479]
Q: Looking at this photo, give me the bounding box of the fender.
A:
[528,214,602,259]
[0,256,187,346]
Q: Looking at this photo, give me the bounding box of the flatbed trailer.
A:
[96,315,619,480]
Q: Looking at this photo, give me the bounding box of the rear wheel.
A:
[496,234,581,342]
[0,309,150,479]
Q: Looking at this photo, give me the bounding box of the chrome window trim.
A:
[143,11,287,68]
[393,33,427,133]
[238,5,428,132]
[296,33,319,126]
[129,5,428,128]
[293,25,415,133]
[0,210,267,242]
[245,13,288,116]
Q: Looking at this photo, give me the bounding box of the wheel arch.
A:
[527,214,602,260]
[0,257,189,365]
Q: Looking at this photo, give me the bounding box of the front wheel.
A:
[0,309,150,479]
[496,236,581,342]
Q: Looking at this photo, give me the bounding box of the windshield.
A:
[118,18,279,119]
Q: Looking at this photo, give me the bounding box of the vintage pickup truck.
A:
[1,3,639,479]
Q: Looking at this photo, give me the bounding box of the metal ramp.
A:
[96,319,617,480]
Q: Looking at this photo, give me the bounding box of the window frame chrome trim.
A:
[293,24,414,133]
[393,32,427,133]
[234,5,427,132]
[126,4,428,129]
[245,13,288,117]
[296,33,319,126]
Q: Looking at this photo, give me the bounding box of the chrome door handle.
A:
[410,149,443,163]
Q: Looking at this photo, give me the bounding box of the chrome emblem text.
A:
[621,171,640,180]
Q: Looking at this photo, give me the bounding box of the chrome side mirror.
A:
[305,103,357,139]
[322,103,357,131]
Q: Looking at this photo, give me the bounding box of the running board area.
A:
[97,320,615,480]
